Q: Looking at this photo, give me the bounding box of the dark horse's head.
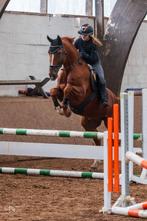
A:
[47,35,66,80]
[47,35,77,80]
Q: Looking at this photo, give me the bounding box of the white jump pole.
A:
[128,91,134,181]
[103,131,111,212]
[112,92,136,208]
[126,89,147,184]
[141,89,147,181]
[120,92,130,198]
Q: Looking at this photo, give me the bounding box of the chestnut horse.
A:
[47,35,119,166]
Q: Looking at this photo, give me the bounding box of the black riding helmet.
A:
[78,24,93,35]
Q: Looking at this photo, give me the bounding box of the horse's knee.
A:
[50,88,58,96]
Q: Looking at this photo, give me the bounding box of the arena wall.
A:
[121,21,147,91]
[0,12,146,96]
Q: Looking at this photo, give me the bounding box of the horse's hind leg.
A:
[81,116,102,170]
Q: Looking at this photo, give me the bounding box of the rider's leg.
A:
[92,62,108,105]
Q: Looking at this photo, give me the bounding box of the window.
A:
[48,0,86,15]
[6,0,40,13]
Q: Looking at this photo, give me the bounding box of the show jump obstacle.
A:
[0,90,146,181]
[103,91,147,218]
[0,129,105,179]
[0,90,147,218]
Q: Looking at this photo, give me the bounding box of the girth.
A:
[69,92,97,115]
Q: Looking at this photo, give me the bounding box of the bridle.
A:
[49,44,80,72]
[49,45,67,70]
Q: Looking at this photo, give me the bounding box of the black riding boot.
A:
[98,83,108,105]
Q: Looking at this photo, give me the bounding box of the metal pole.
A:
[40,0,48,13]
[94,0,104,40]
[86,0,93,16]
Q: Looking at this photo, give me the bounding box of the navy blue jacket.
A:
[74,37,99,65]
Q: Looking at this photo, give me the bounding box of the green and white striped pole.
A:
[0,128,104,139]
[0,128,141,140]
[0,167,104,179]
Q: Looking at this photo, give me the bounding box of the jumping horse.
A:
[47,35,119,167]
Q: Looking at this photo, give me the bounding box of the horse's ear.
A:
[57,35,62,45]
[47,35,53,42]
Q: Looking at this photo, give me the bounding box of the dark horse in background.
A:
[47,35,119,167]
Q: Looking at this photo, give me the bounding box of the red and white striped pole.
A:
[111,206,147,218]
[126,151,147,169]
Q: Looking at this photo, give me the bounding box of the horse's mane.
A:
[61,36,78,60]
[62,36,75,45]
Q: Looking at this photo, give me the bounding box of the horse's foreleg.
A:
[52,96,61,109]
[60,84,72,118]
[59,98,71,117]
[81,116,102,170]
[50,88,63,113]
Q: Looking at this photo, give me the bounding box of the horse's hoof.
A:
[90,160,98,171]
[56,107,64,115]
[59,109,65,115]
[90,166,98,172]
[55,106,60,112]
[64,109,71,117]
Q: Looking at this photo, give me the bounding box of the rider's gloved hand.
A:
[80,51,89,59]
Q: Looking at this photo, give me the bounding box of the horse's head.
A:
[47,35,67,80]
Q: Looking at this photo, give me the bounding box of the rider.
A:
[74,23,108,106]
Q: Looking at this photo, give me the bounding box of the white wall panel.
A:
[0,12,146,96]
